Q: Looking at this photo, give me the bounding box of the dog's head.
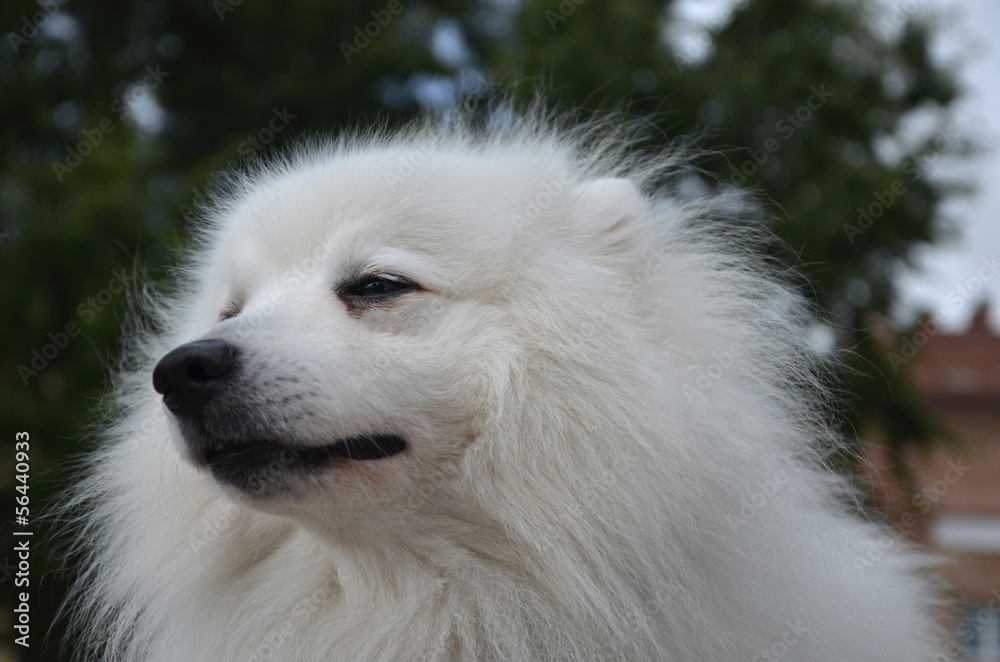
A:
[153,141,651,533]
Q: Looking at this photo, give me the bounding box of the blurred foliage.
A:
[0,0,968,658]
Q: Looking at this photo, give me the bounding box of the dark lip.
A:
[201,434,408,495]
[203,434,408,470]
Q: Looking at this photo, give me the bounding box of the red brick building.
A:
[867,304,1000,661]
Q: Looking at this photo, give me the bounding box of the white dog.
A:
[64,112,944,661]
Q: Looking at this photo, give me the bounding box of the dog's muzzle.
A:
[152,339,407,494]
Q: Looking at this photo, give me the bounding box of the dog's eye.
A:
[338,274,417,309]
[219,302,241,321]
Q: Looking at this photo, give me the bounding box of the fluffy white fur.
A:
[64,111,944,661]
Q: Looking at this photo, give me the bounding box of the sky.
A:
[672,0,1000,331]
[895,0,1000,330]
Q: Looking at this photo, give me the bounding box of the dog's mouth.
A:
[200,434,407,493]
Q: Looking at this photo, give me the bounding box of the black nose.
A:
[152,340,238,416]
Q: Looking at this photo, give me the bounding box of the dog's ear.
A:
[574,178,649,258]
